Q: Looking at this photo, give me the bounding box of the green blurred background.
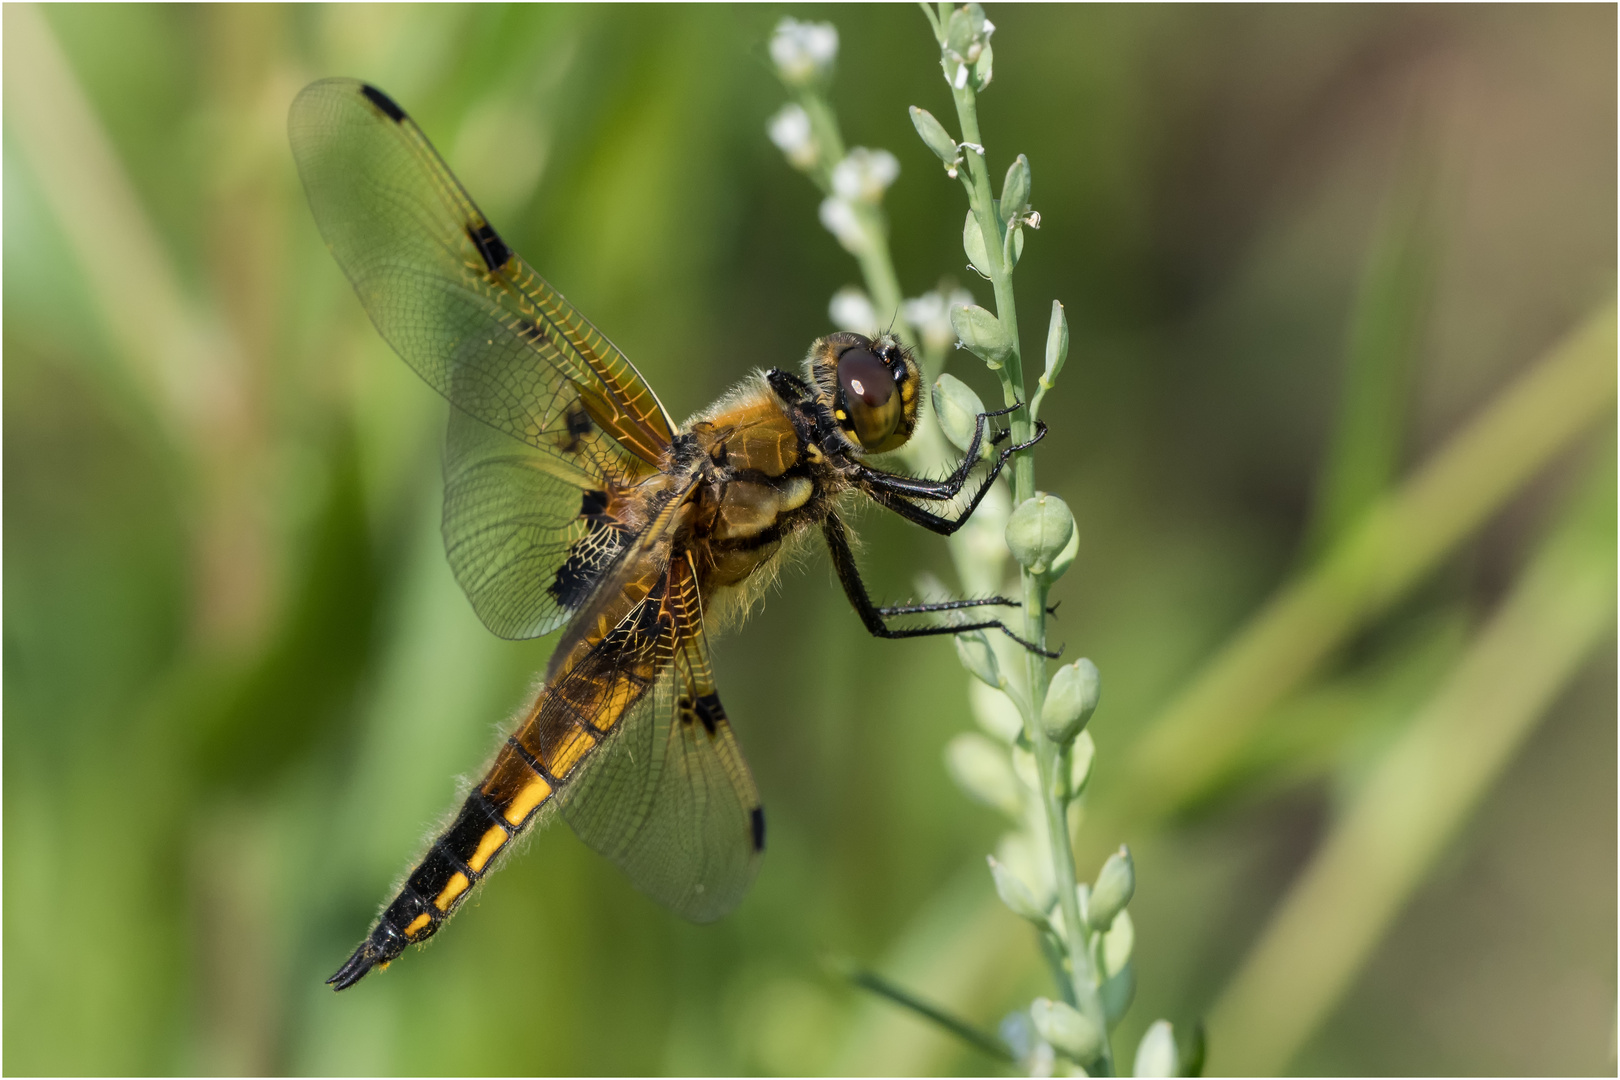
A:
[4,3,1615,1075]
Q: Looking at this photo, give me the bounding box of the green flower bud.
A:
[950,302,1012,368]
[1101,961,1136,1026]
[1009,743,1038,794]
[954,628,1002,688]
[944,733,1022,819]
[1047,516,1080,581]
[962,210,993,280]
[1070,730,1096,794]
[1088,845,1135,931]
[987,855,1046,922]
[1005,493,1075,574]
[932,373,987,457]
[973,40,994,90]
[1001,154,1030,223]
[1031,998,1102,1064]
[944,3,992,65]
[909,105,958,166]
[1102,908,1134,980]
[1042,300,1069,390]
[1041,658,1100,744]
[1132,1020,1177,1078]
[969,679,1023,743]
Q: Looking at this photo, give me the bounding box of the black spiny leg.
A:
[855,421,1047,538]
[822,512,1059,658]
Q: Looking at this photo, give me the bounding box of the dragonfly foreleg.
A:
[822,512,1060,658]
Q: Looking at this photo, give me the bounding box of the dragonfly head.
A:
[807,331,921,455]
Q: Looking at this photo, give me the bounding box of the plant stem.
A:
[946,61,1115,1078]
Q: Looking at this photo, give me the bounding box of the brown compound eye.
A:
[836,347,901,449]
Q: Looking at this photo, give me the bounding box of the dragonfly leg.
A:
[822,512,1060,658]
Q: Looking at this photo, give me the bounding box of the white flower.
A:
[818,197,866,254]
[828,287,878,334]
[903,286,977,355]
[766,103,817,170]
[830,147,899,205]
[769,18,838,86]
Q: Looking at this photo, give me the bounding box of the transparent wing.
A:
[288,77,676,468]
[442,408,641,640]
[555,553,764,922]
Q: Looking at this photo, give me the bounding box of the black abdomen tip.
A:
[327,922,408,991]
[360,83,407,123]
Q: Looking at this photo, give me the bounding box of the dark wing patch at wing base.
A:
[442,408,638,640]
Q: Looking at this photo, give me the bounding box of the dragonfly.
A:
[289,77,1049,990]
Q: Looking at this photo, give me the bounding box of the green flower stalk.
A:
[768,8,1187,1076]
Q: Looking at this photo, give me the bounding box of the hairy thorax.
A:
[679,377,844,617]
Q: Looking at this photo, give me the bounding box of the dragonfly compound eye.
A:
[836,347,901,450]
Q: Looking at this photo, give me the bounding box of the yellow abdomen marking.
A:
[467,825,507,873]
[433,872,471,912]
[504,778,552,826]
[548,727,596,777]
[404,912,432,937]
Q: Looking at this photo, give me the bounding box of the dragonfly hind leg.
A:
[822,512,1060,659]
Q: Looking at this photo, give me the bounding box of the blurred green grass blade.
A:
[1205,443,1616,1075]
[3,3,228,447]
[1124,302,1616,821]
[843,964,1016,1065]
[1306,139,1439,555]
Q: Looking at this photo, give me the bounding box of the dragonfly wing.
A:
[557,553,764,922]
[442,408,645,640]
[288,77,676,469]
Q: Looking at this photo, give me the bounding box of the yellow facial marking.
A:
[434,872,471,912]
[467,825,507,873]
[504,777,552,826]
[404,913,431,937]
[834,410,847,421]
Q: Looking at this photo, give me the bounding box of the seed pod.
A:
[987,855,1046,922]
[1001,154,1030,223]
[1132,1020,1178,1078]
[1005,493,1075,574]
[954,628,1002,688]
[1042,300,1069,390]
[910,105,958,166]
[932,373,987,457]
[1041,658,1100,745]
[1088,845,1135,931]
[962,211,994,280]
[1030,998,1102,1064]
[950,302,1012,368]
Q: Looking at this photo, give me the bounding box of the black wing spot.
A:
[360,84,407,123]
[548,489,629,610]
[692,693,725,736]
[519,321,549,345]
[750,806,766,852]
[555,401,596,453]
[467,221,512,272]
